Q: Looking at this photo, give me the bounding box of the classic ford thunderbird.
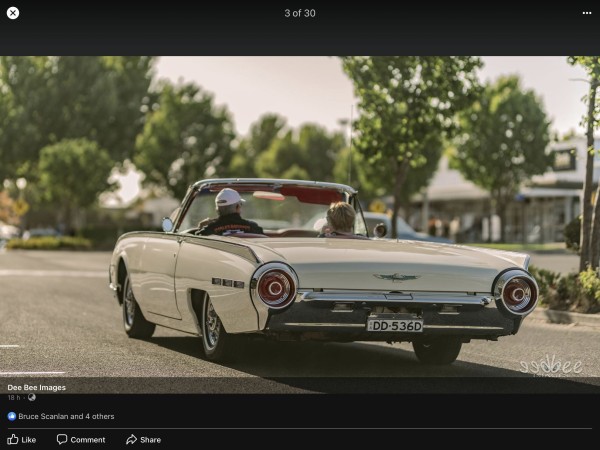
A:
[108,178,538,364]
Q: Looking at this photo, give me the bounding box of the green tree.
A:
[230,114,287,177]
[255,123,345,182]
[0,191,19,225]
[342,56,481,237]
[38,139,116,232]
[0,56,154,179]
[0,87,16,182]
[569,57,600,270]
[135,81,235,199]
[333,147,362,190]
[452,75,551,242]
[335,135,443,208]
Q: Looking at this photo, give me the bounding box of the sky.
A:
[155,56,589,136]
[111,56,590,205]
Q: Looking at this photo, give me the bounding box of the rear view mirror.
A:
[373,223,387,238]
[162,217,174,232]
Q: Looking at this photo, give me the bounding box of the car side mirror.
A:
[373,223,387,238]
[162,217,174,233]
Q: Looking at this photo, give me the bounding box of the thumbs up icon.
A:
[7,434,18,445]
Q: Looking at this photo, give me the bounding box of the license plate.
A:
[366,319,423,332]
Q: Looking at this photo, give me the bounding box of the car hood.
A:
[247,238,529,294]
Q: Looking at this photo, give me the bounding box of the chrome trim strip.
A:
[299,291,493,306]
[182,235,261,264]
[423,325,505,330]
[280,323,364,328]
[193,178,357,195]
[524,254,531,270]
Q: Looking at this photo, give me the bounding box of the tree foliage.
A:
[38,139,116,231]
[134,81,236,199]
[568,56,600,270]
[229,113,287,177]
[0,191,19,225]
[335,135,443,206]
[342,56,481,236]
[0,56,154,180]
[254,123,345,182]
[452,75,551,241]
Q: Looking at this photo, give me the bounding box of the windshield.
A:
[179,184,367,236]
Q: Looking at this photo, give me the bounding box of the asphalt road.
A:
[529,251,579,275]
[0,250,598,393]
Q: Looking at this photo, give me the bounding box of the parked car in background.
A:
[0,223,20,240]
[363,212,453,244]
[109,178,538,365]
[22,228,61,240]
[0,223,20,249]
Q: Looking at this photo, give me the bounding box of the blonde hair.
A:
[326,202,356,233]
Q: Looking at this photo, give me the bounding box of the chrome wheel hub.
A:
[124,281,135,325]
[205,299,220,349]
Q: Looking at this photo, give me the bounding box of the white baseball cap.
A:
[215,188,245,207]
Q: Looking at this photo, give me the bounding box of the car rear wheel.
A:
[122,273,155,339]
[201,294,231,361]
[412,338,462,365]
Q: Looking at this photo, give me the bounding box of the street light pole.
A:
[15,178,27,233]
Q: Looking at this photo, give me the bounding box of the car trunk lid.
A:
[249,238,528,294]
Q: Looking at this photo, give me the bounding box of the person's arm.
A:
[248,220,264,234]
[196,218,217,236]
[198,217,215,229]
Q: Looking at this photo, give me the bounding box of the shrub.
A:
[80,224,158,250]
[528,265,560,300]
[554,273,580,311]
[577,267,600,312]
[528,264,600,313]
[7,236,92,250]
[564,215,580,253]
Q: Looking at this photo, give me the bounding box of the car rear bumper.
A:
[264,290,522,341]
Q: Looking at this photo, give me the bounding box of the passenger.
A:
[197,188,264,236]
[318,202,368,239]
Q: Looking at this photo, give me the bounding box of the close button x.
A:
[7,7,20,20]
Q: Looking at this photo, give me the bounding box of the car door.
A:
[137,233,182,319]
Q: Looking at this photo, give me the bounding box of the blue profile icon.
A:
[8,411,17,421]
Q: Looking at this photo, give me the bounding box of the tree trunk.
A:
[391,158,411,239]
[590,183,600,270]
[579,79,598,271]
[62,199,73,236]
[400,196,410,226]
[487,192,496,243]
[497,201,507,243]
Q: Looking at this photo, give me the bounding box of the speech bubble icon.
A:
[57,434,68,445]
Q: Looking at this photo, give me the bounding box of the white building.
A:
[411,137,600,243]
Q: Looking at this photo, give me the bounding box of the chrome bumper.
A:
[264,289,521,340]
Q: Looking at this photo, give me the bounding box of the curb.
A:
[530,308,600,328]
[528,249,573,255]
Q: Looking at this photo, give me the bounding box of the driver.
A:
[197,188,264,236]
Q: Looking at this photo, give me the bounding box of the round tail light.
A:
[493,270,538,316]
[252,263,298,310]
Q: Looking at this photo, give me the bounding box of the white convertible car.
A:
[109,178,538,364]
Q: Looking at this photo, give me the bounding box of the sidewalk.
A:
[530,308,600,329]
